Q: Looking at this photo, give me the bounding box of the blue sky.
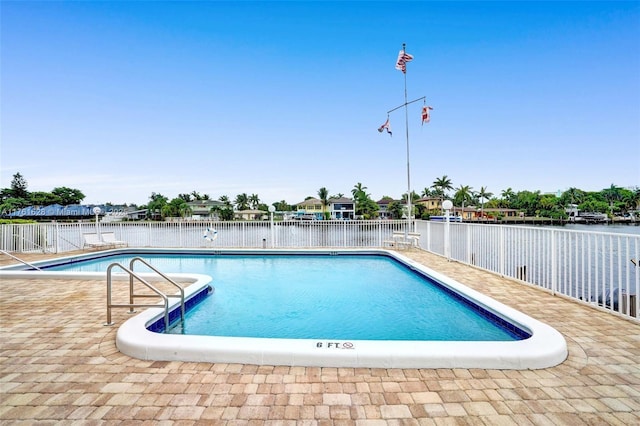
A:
[2,1,639,206]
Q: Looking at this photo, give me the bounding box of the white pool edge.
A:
[1,249,568,369]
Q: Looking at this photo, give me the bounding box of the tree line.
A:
[1,172,638,220]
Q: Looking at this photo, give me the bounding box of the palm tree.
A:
[431,176,453,214]
[352,182,367,199]
[147,192,168,220]
[249,194,260,210]
[179,204,193,218]
[477,186,493,218]
[454,185,473,218]
[501,188,515,208]
[273,200,290,211]
[234,193,249,211]
[400,191,419,218]
[632,187,640,211]
[421,187,433,198]
[431,175,453,198]
[352,182,366,214]
[602,184,621,216]
[214,195,234,220]
[564,187,584,206]
[318,187,329,217]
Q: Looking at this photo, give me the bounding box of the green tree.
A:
[190,191,210,201]
[579,199,609,214]
[51,187,85,205]
[400,191,420,217]
[357,198,379,219]
[10,173,29,199]
[318,187,329,218]
[431,176,453,214]
[602,184,622,216]
[234,193,249,210]
[500,187,515,208]
[420,187,435,197]
[351,183,378,219]
[477,186,493,217]
[249,194,261,210]
[387,201,404,219]
[213,195,234,220]
[164,198,192,218]
[454,185,474,212]
[351,183,367,216]
[633,187,640,211]
[178,193,193,202]
[512,190,542,217]
[147,192,168,220]
[621,187,639,213]
[563,187,585,206]
[0,197,28,216]
[273,200,292,212]
[431,175,453,198]
[29,191,62,206]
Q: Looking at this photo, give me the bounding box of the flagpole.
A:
[381,43,426,241]
[402,43,411,236]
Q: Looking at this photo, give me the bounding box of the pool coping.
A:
[0,248,568,369]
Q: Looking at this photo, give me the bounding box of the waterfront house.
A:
[186,200,224,220]
[295,198,324,220]
[415,197,443,212]
[294,197,356,220]
[327,197,355,220]
[376,197,398,219]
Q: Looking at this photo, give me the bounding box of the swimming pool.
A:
[0,248,568,369]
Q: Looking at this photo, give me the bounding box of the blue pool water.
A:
[45,253,525,341]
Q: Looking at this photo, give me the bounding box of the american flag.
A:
[378,117,392,136]
[421,106,434,124]
[395,50,413,73]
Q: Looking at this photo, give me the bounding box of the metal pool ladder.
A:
[105,257,185,330]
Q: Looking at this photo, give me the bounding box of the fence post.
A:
[551,229,557,295]
[55,222,59,253]
[499,226,505,276]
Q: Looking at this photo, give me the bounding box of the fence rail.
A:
[1,220,638,320]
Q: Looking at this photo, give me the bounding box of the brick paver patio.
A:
[1,249,639,424]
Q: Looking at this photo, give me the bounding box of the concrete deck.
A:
[1,249,639,424]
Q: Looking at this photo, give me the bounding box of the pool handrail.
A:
[129,257,185,323]
[0,250,42,271]
[105,262,170,329]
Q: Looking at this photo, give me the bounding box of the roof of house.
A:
[376,198,399,205]
[186,200,224,207]
[328,197,353,204]
[295,198,322,206]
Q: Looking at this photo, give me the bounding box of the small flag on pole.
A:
[421,106,434,124]
[395,50,413,73]
[378,117,392,136]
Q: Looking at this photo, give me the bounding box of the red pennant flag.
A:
[378,117,392,136]
[421,106,434,124]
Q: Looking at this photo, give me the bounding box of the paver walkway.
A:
[1,249,639,424]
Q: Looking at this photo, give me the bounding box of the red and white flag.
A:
[395,50,413,73]
[421,106,433,124]
[378,117,392,136]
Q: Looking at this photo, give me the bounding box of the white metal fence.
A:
[415,220,639,320]
[1,220,638,320]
